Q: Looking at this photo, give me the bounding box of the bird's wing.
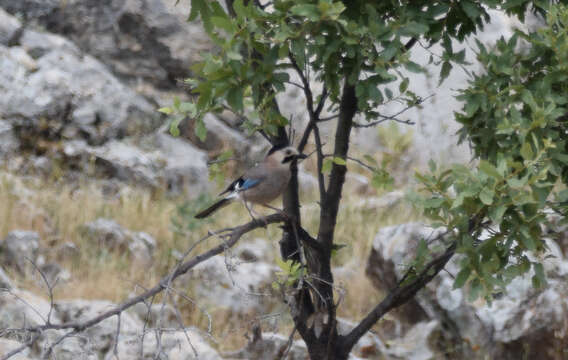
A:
[219,166,267,196]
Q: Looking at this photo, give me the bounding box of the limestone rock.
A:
[223,328,308,360]
[0,31,158,148]
[63,134,209,194]
[0,267,14,289]
[0,289,57,329]
[81,218,156,262]
[0,230,40,273]
[233,238,273,263]
[54,299,142,353]
[366,222,568,359]
[106,329,221,360]
[0,338,34,360]
[183,255,278,313]
[128,299,177,328]
[0,7,21,46]
[0,0,212,88]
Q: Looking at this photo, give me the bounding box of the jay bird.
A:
[194,145,306,219]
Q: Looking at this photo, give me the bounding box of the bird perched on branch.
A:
[194,145,307,219]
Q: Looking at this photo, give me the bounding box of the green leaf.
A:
[405,61,424,73]
[460,1,482,20]
[479,160,501,179]
[179,102,196,115]
[520,142,534,161]
[195,118,207,141]
[423,197,445,208]
[169,114,184,137]
[428,159,437,172]
[363,154,378,166]
[322,158,333,174]
[158,107,173,115]
[468,278,483,301]
[399,78,409,93]
[227,87,244,113]
[557,189,568,202]
[489,204,507,223]
[332,157,346,166]
[453,266,472,289]
[211,16,234,33]
[290,4,320,21]
[439,61,452,85]
[532,263,547,288]
[479,187,494,205]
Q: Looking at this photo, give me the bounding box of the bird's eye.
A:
[286,150,292,155]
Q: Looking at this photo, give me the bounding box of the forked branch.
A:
[1,213,288,360]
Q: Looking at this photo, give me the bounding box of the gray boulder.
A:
[0,7,21,46]
[223,327,308,360]
[0,29,158,148]
[106,329,221,360]
[0,289,58,330]
[128,300,177,328]
[0,230,40,273]
[183,255,278,313]
[0,338,34,360]
[81,218,156,263]
[64,133,209,194]
[366,222,568,359]
[0,0,212,88]
[0,266,14,289]
[53,299,143,354]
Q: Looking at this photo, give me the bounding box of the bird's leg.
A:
[243,200,256,221]
[260,203,284,214]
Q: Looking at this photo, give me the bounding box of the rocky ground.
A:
[0,1,567,359]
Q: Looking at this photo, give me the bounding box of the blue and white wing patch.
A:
[220,177,261,199]
[238,178,261,191]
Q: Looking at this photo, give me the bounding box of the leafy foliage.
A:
[413,3,568,301]
[163,0,543,138]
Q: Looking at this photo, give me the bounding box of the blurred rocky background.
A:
[0,1,566,359]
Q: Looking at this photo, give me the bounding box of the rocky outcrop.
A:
[0,28,159,149]
[108,329,221,360]
[0,0,212,89]
[0,8,214,194]
[366,222,568,359]
[81,218,157,263]
[0,231,40,273]
[223,326,308,360]
[0,291,222,360]
[0,267,14,289]
[182,254,278,313]
[0,338,34,360]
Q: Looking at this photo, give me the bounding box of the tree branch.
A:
[4,214,288,359]
[340,240,456,353]
[353,94,433,128]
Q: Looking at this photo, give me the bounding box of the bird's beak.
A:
[296,153,308,160]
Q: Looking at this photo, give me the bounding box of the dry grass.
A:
[0,169,418,352]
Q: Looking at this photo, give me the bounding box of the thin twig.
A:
[353,94,434,128]
[318,114,339,122]
[5,214,288,360]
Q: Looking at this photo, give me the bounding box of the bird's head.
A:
[266,145,307,165]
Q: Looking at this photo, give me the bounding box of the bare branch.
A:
[353,117,414,128]
[5,214,288,359]
[340,241,456,352]
[318,114,339,123]
[0,333,41,360]
[285,81,305,90]
[313,124,327,200]
[353,94,434,129]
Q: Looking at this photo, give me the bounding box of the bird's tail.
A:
[194,197,232,219]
